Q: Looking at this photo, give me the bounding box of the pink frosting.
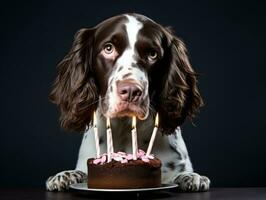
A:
[92,149,155,165]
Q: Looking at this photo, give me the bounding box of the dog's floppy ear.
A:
[50,28,98,132]
[157,28,203,134]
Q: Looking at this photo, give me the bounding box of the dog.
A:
[46,13,210,192]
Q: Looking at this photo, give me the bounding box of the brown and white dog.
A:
[46,13,210,192]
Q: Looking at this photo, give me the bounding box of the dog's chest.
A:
[92,115,157,154]
[98,126,151,152]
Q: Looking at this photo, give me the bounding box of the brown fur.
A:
[157,28,203,134]
[49,28,98,132]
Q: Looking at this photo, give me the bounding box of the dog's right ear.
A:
[49,28,98,132]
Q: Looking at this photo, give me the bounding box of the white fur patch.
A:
[116,14,145,83]
[115,15,143,67]
[125,15,142,49]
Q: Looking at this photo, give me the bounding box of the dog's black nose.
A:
[117,81,143,102]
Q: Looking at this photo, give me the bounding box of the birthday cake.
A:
[87,150,162,189]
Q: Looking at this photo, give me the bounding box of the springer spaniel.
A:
[46,13,210,192]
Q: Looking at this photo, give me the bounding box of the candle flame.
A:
[93,111,97,127]
[132,116,137,128]
[106,117,110,128]
[155,113,159,127]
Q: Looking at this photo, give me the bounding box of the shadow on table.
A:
[45,188,186,199]
[71,190,176,199]
[64,188,210,200]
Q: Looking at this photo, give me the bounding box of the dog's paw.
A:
[174,172,210,192]
[46,170,87,191]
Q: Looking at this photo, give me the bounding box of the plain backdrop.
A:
[0,0,265,187]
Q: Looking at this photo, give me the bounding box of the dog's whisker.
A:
[86,96,108,108]
[148,103,157,115]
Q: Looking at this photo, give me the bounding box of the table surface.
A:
[1,187,266,200]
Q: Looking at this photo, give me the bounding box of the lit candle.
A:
[93,112,100,158]
[146,113,159,156]
[131,116,138,160]
[106,117,114,162]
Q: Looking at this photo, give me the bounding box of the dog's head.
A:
[50,13,203,134]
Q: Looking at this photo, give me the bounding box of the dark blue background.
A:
[1,0,265,187]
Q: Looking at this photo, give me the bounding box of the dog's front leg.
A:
[46,170,87,191]
[46,128,97,191]
[159,128,210,192]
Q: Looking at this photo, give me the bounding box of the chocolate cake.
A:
[87,150,162,189]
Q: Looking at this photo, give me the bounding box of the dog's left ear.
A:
[157,28,204,134]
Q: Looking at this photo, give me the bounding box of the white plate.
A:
[70,182,178,192]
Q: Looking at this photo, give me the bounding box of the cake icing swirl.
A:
[92,149,154,165]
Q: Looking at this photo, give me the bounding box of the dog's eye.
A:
[148,50,158,61]
[104,43,114,54]
[101,42,118,60]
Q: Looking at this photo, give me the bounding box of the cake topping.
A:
[92,149,155,165]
